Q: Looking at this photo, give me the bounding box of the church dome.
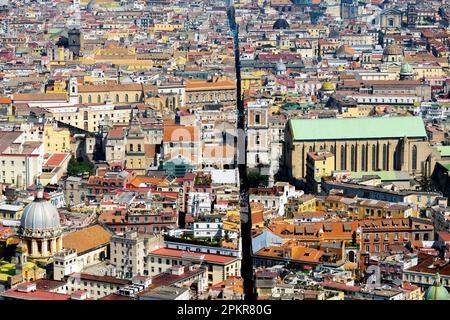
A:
[321,82,335,92]
[383,44,402,56]
[19,187,61,238]
[273,18,289,30]
[400,63,413,75]
[424,274,450,301]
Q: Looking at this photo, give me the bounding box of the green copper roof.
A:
[400,63,413,74]
[424,274,450,300]
[440,163,450,171]
[289,117,427,141]
[436,146,450,157]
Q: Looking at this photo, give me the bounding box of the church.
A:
[285,116,436,183]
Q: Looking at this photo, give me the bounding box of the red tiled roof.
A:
[1,289,72,300]
[437,231,450,242]
[45,153,70,167]
[108,127,125,139]
[321,281,361,292]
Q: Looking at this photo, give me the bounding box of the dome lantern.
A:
[424,273,450,300]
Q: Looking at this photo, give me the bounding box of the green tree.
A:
[247,170,269,188]
[418,173,433,192]
[67,156,94,176]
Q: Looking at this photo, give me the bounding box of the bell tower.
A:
[247,99,270,170]
[68,28,81,57]
[69,77,78,104]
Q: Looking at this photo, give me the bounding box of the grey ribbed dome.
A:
[273,18,289,30]
[19,200,61,238]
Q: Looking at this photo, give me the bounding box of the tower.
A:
[68,28,81,57]
[53,248,82,281]
[125,116,147,174]
[69,77,78,104]
[407,2,417,28]
[13,241,27,274]
[247,100,270,171]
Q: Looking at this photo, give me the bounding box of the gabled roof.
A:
[63,224,112,255]
[289,117,427,141]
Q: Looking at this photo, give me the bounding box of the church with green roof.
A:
[285,116,435,182]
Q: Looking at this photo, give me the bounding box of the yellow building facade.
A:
[43,123,71,154]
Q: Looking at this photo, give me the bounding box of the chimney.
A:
[171,266,185,276]
[17,282,36,293]
[70,290,89,300]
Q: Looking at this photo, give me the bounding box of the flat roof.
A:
[149,248,238,264]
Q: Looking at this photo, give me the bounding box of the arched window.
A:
[115,94,119,103]
[351,145,356,171]
[309,146,313,152]
[361,145,366,171]
[412,145,417,171]
[138,144,142,152]
[330,145,334,155]
[125,94,129,103]
[372,145,377,170]
[79,96,82,104]
[97,95,101,103]
[135,93,139,102]
[88,95,92,104]
[83,111,88,121]
[340,145,346,170]
[382,144,388,170]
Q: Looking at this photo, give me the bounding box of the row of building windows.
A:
[308,144,418,171]
[187,91,234,103]
[79,93,141,104]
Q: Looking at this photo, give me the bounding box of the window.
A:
[412,145,417,171]
[255,113,260,124]
[351,145,356,171]
[340,145,346,170]
[382,144,388,170]
[361,144,366,171]
[372,145,377,170]
[125,94,129,103]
